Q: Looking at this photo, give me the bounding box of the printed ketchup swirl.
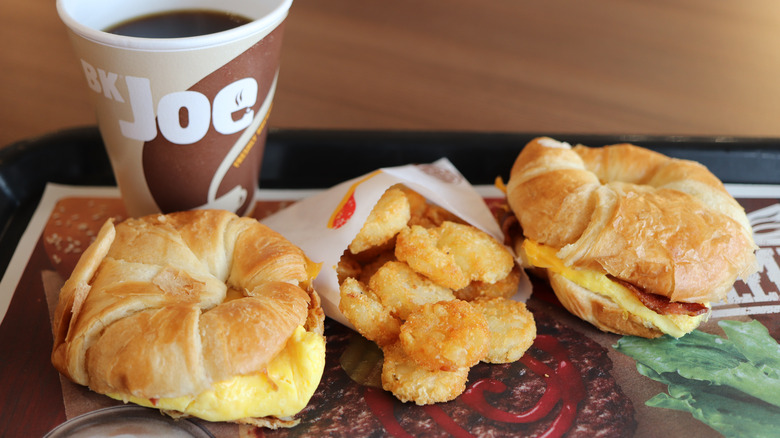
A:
[365,387,416,438]
[365,334,586,438]
[365,387,474,438]
[460,356,560,423]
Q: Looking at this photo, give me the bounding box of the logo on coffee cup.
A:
[77,26,284,216]
[81,60,258,145]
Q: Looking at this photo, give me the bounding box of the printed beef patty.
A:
[257,306,636,437]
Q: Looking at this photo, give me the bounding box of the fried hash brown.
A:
[337,185,536,405]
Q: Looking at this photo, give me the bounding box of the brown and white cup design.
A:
[57,0,292,217]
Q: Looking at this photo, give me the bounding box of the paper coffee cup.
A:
[57,0,292,217]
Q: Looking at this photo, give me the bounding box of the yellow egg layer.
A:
[110,325,325,422]
[522,240,706,338]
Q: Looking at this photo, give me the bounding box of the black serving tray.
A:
[2,127,780,279]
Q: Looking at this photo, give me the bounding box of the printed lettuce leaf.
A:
[646,384,780,438]
[719,320,780,379]
[614,320,780,438]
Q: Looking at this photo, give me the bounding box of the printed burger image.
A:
[35,147,780,437]
[259,311,636,437]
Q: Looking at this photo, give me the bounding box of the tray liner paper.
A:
[2,170,779,437]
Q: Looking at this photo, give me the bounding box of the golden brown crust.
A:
[51,219,116,381]
[548,273,664,338]
[51,209,323,408]
[507,142,600,250]
[507,137,757,305]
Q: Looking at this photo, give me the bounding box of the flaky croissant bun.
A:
[51,209,325,427]
[508,137,757,338]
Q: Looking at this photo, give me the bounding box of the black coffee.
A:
[106,9,252,38]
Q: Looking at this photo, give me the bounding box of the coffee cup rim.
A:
[56,0,292,51]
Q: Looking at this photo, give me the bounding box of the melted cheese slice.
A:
[522,240,707,338]
[110,325,325,422]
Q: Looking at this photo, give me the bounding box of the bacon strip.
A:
[607,276,708,316]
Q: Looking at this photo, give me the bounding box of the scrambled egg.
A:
[522,240,706,338]
[110,325,325,422]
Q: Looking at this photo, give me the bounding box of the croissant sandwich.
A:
[51,209,326,428]
[506,137,758,338]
